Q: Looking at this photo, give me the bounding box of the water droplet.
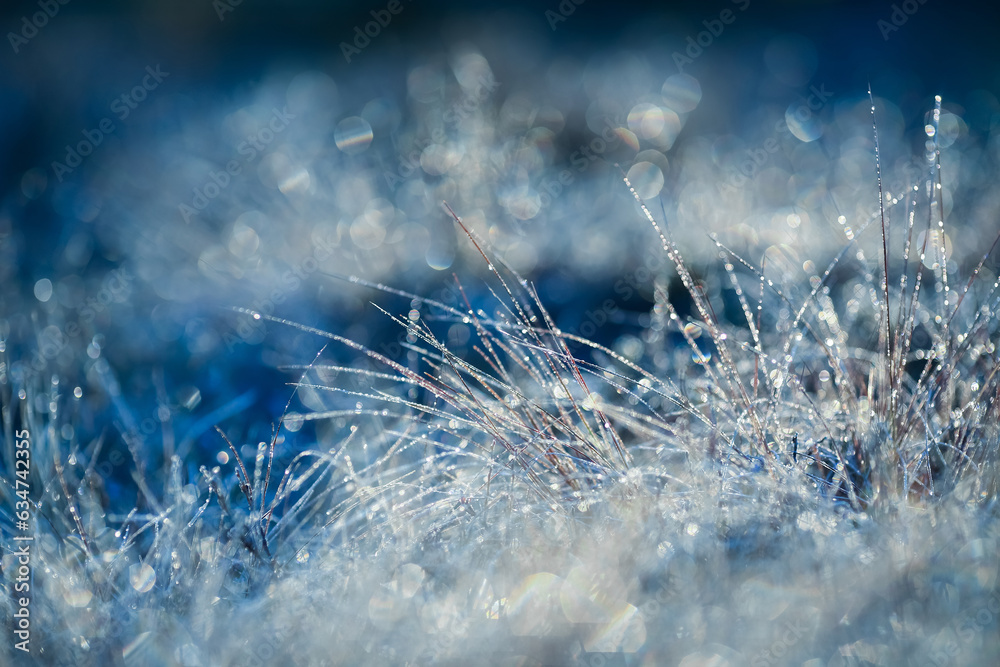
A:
[129,562,156,593]
[682,322,702,339]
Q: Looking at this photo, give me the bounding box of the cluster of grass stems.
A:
[2,93,1000,665]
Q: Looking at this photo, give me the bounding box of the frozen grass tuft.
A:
[3,93,1000,666]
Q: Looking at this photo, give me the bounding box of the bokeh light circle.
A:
[661,74,701,113]
[627,161,664,199]
[334,116,374,154]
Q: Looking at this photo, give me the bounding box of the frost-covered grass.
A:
[3,74,1000,667]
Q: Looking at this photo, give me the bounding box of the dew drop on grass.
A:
[284,413,303,432]
[63,581,93,607]
[129,562,156,593]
